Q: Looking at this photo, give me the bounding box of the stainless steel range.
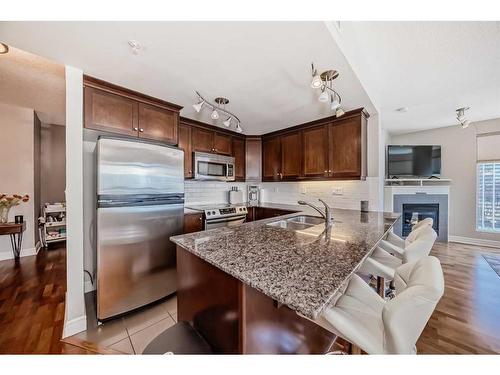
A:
[186,204,248,230]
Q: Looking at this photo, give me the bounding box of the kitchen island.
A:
[170,204,400,354]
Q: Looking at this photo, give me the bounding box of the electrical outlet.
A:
[332,187,343,195]
[301,187,307,194]
[274,187,279,193]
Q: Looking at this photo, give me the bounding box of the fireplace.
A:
[402,203,439,237]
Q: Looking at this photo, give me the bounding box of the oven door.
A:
[205,214,247,230]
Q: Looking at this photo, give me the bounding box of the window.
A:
[476,162,500,232]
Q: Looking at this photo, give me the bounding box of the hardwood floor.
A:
[0,241,499,354]
[417,241,500,354]
[0,244,92,354]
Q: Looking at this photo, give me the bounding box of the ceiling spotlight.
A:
[456,107,470,129]
[192,100,204,113]
[223,117,232,127]
[336,107,345,117]
[236,122,243,133]
[0,43,9,54]
[318,88,329,102]
[211,109,219,120]
[330,94,341,111]
[311,63,323,89]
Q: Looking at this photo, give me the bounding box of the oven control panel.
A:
[204,206,247,219]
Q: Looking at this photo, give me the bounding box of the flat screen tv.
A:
[387,145,441,178]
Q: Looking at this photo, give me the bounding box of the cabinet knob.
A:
[133,127,138,131]
[324,170,328,173]
[329,170,332,173]
[139,128,144,132]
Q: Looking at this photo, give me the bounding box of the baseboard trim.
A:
[0,247,37,262]
[449,235,500,249]
[63,315,87,338]
[62,291,87,338]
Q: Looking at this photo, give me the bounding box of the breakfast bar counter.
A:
[170,205,399,353]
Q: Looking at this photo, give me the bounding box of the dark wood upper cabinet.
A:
[138,103,178,144]
[329,113,366,179]
[302,125,329,178]
[178,123,193,178]
[83,76,182,144]
[213,133,232,155]
[245,137,262,181]
[261,108,368,182]
[232,137,246,181]
[84,86,138,136]
[280,132,302,179]
[262,136,281,181]
[192,127,214,153]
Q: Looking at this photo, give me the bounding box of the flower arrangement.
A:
[0,194,30,223]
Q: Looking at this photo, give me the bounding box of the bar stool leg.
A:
[376,276,385,297]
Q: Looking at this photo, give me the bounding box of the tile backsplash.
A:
[184,177,382,211]
[184,181,247,205]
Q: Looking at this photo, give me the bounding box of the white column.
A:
[63,66,86,337]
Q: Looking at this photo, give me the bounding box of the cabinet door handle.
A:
[139,128,144,132]
[133,127,138,131]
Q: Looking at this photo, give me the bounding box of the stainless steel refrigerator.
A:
[96,137,184,320]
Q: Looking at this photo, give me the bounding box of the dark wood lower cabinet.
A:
[176,246,336,354]
[183,213,204,233]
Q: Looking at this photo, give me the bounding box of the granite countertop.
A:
[171,203,400,319]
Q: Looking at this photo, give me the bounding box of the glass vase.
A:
[0,206,10,223]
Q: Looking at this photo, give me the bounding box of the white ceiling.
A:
[0,21,376,134]
[331,21,500,134]
[0,45,65,125]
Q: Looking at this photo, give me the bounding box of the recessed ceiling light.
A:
[128,40,142,55]
[395,107,408,113]
[0,43,9,54]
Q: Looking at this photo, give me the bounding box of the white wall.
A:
[0,102,36,260]
[63,66,86,337]
[391,118,500,245]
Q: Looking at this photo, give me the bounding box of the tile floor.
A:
[73,292,178,354]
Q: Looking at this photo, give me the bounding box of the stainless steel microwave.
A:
[194,152,235,181]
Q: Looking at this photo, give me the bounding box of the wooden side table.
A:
[0,222,26,261]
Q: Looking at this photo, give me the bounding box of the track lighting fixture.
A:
[236,122,243,133]
[192,100,204,113]
[223,117,232,127]
[330,93,341,111]
[310,63,323,89]
[310,62,344,116]
[318,88,329,102]
[456,107,470,129]
[193,91,243,133]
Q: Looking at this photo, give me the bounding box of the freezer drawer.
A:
[97,203,183,320]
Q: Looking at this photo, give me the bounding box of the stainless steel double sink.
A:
[266,215,326,231]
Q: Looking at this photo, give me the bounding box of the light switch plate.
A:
[332,187,343,195]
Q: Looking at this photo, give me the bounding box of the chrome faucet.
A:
[298,199,333,226]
